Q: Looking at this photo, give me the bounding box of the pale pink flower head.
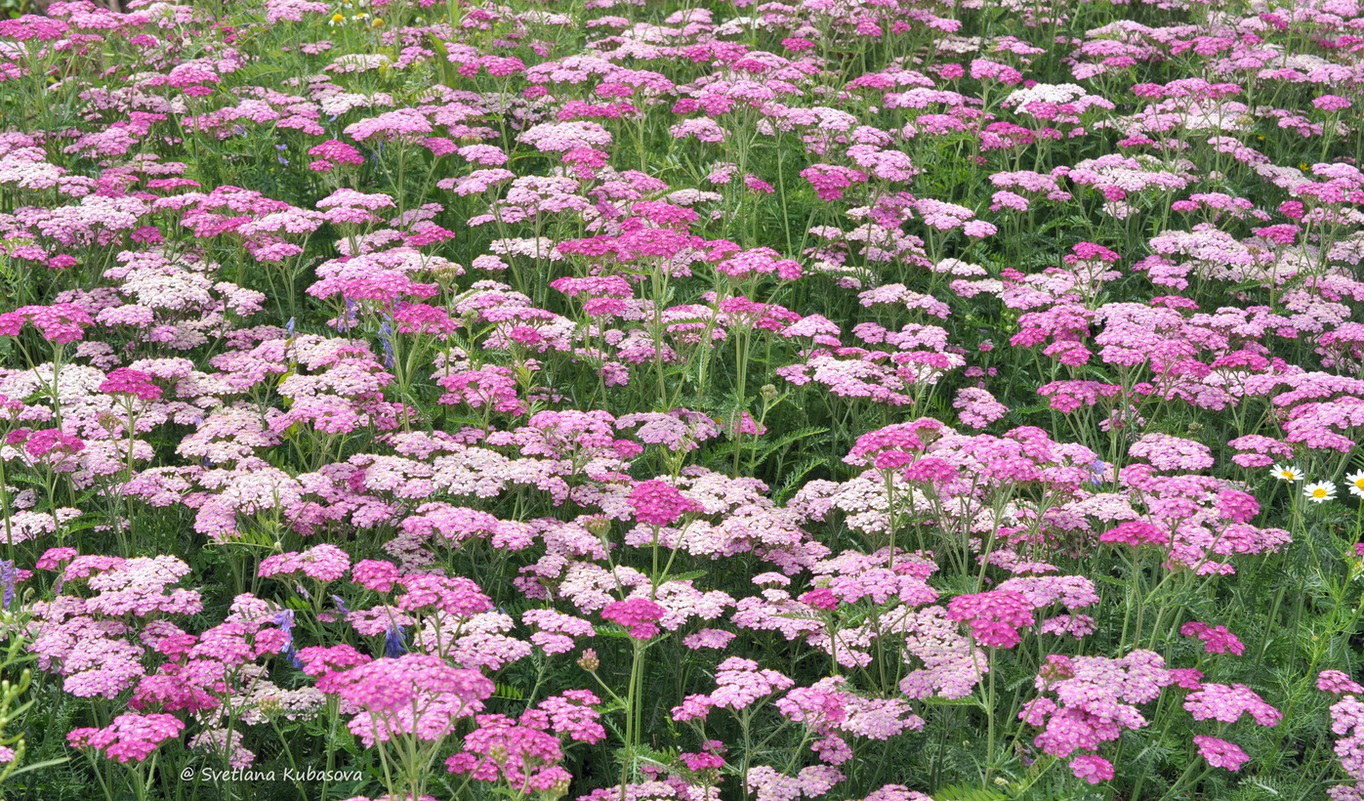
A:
[320,654,494,746]
[67,713,184,763]
[850,786,933,801]
[36,546,78,571]
[901,457,958,484]
[1193,735,1249,771]
[444,691,600,791]
[1314,95,1352,112]
[1183,683,1280,726]
[1180,622,1245,656]
[1069,754,1114,784]
[296,644,371,678]
[445,715,567,791]
[395,574,492,617]
[258,544,351,583]
[1318,670,1364,696]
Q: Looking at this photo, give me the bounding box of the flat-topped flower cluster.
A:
[0,0,1362,799]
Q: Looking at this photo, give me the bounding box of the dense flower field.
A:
[0,0,1363,799]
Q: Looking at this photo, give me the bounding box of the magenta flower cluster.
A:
[0,0,1362,799]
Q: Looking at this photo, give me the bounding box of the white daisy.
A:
[1345,471,1364,499]
[1271,463,1303,482]
[1304,482,1337,503]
